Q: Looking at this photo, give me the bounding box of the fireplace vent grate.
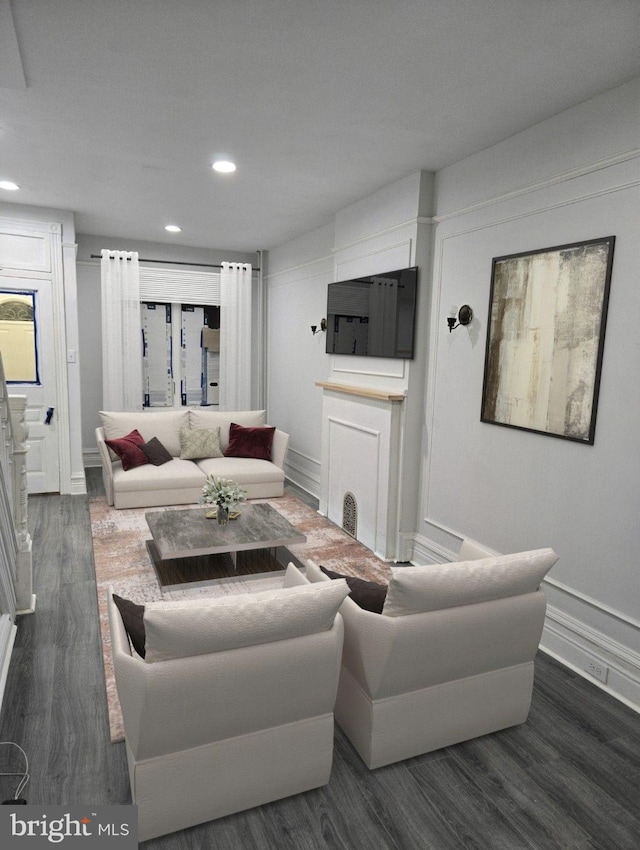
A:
[343,492,357,539]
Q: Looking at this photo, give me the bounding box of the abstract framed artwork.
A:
[481,236,615,444]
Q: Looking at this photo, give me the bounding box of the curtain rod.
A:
[90,254,260,271]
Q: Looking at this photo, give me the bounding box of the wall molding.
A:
[414,518,640,630]
[284,447,321,499]
[412,522,640,713]
[334,237,414,270]
[541,606,640,714]
[331,359,407,380]
[437,177,640,243]
[544,575,640,631]
[332,216,433,254]
[70,472,87,496]
[82,449,101,468]
[434,147,640,224]
[409,532,448,565]
[266,221,426,283]
[264,253,333,284]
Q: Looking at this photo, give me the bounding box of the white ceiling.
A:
[1,0,639,252]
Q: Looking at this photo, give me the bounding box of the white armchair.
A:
[303,547,558,769]
[107,565,348,842]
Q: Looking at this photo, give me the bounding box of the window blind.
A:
[139,267,220,305]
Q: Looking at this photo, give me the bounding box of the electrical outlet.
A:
[585,659,609,683]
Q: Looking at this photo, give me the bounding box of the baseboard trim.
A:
[410,531,455,564]
[284,455,320,501]
[70,472,87,495]
[16,593,36,616]
[83,449,101,468]
[0,616,17,717]
[540,604,640,713]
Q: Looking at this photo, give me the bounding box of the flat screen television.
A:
[326,266,418,359]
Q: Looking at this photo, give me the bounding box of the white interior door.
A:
[0,276,59,494]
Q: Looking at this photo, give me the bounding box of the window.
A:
[0,290,39,383]
[141,302,220,408]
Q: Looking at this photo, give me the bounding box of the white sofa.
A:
[96,409,289,509]
[107,564,349,842]
[302,546,558,769]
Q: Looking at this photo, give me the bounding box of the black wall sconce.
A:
[447,305,473,332]
[311,318,327,335]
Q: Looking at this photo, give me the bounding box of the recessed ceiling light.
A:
[165,224,181,233]
[212,160,236,174]
[0,181,19,191]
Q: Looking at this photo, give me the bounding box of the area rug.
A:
[90,493,392,743]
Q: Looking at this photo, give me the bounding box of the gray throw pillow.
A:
[140,436,173,466]
[112,594,146,657]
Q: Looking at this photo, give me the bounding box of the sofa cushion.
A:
[188,409,266,451]
[100,410,189,457]
[225,423,275,460]
[140,436,173,466]
[112,457,207,493]
[143,578,350,662]
[195,456,284,484]
[105,429,149,471]
[179,426,223,460]
[112,593,146,657]
[381,548,558,617]
[320,566,388,614]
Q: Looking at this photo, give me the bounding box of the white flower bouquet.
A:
[200,475,246,510]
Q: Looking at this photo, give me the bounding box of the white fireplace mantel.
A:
[315,381,406,403]
[316,381,406,561]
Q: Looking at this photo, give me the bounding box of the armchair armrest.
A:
[270,429,289,470]
[96,426,115,506]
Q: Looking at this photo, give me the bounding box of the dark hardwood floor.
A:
[1,473,639,848]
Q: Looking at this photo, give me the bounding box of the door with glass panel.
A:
[0,278,59,493]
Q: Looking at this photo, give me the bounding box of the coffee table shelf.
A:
[145,502,306,589]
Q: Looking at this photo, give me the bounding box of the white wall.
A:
[266,222,335,496]
[267,172,435,559]
[421,77,640,709]
[76,235,255,456]
[265,76,640,711]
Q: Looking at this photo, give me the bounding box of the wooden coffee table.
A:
[145,502,306,590]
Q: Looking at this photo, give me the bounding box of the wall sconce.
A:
[447,305,473,332]
[311,318,327,335]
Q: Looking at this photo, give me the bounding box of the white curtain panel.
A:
[101,250,143,411]
[220,262,252,410]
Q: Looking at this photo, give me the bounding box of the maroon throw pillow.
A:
[105,429,149,471]
[225,423,275,461]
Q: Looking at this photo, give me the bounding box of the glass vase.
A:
[217,505,230,526]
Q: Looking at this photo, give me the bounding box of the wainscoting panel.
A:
[283,446,321,500]
[412,523,640,714]
[326,417,381,553]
